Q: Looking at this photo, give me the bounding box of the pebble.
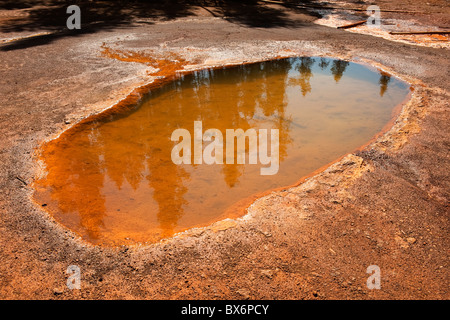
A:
[236,289,250,299]
[260,269,273,278]
[53,288,64,295]
[262,231,272,237]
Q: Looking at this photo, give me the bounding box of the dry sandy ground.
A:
[0,1,448,299]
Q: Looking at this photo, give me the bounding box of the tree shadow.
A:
[0,0,195,50]
[209,0,318,28]
[0,0,324,51]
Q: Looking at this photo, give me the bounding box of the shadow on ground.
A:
[0,0,323,51]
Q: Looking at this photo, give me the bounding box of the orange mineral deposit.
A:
[33,57,410,246]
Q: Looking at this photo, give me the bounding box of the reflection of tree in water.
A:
[39,58,295,241]
[289,57,315,96]
[250,59,292,162]
[146,149,189,238]
[318,57,330,70]
[330,60,350,83]
[379,73,391,97]
[138,60,293,233]
[288,58,351,92]
[37,125,108,242]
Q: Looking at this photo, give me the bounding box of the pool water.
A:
[33,57,410,245]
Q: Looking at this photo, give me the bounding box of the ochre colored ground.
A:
[0,1,448,299]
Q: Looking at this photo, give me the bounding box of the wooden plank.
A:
[337,20,367,29]
[389,31,450,35]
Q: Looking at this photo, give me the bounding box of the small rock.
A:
[376,239,384,248]
[53,288,64,295]
[236,289,250,300]
[395,235,409,249]
[262,231,272,237]
[407,237,416,244]
[260,269,273,278]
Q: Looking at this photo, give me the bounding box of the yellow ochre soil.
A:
[0,0,448,299]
